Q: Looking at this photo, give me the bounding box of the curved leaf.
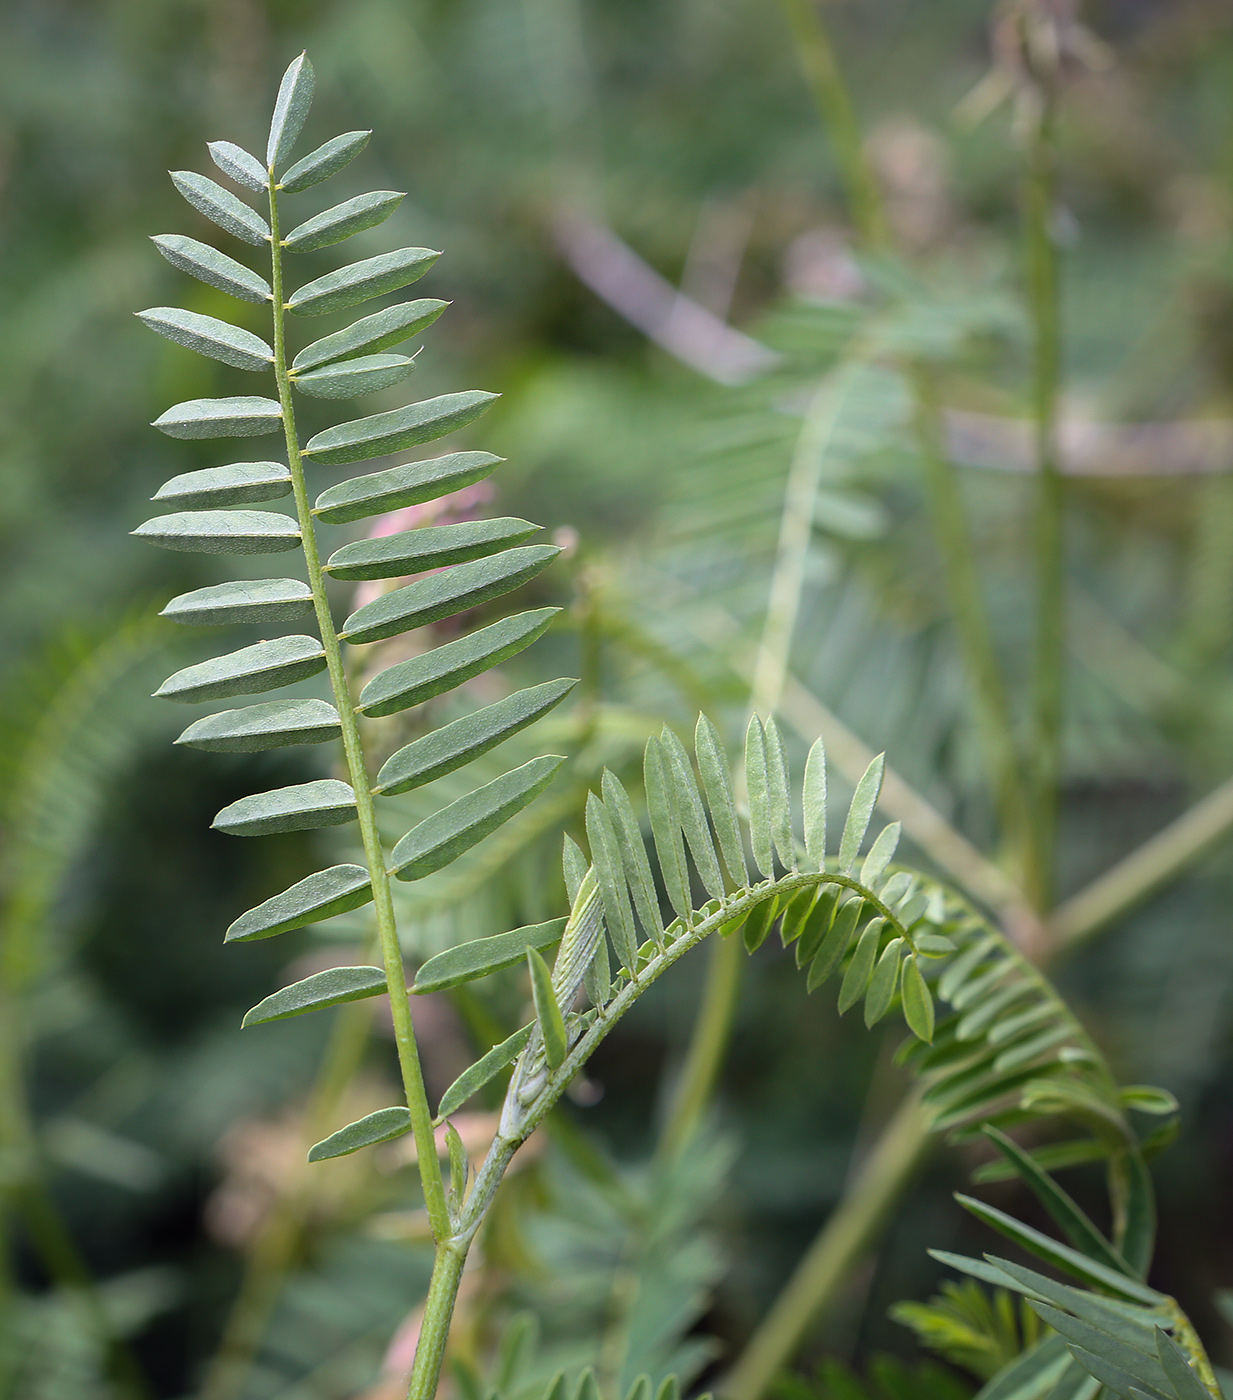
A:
[283,190,404,251]
[413,919,566,994]
[600,769,663,945]
[292,353,416,399]
[586,793,638,973]
[840,754,885,873]
[660,727,724,901]
[313,451,502,525]
[694,713,746,888]
[208,140,267,192]
[528,947,568,1071]
[151,396,282,440]
[902,955,935,1042]
[212,779,356,836]
[152,462,290,509]
[357,608,558,717]
[225,863,373,942]
[242,966,388,1026]
[133,509,298,553]
[151,234,272,303]
[160,577,313,626]
[292,298,447,370]
[287,246,440,317]
[303,389,496,465]
[171,170,270,246]
[137,306,273,370]
[155,635,325,703]
[339,545,559,644]
[267,52,315,170]
[374,678,576,795]
[308,1106,412,1164]
[390,755,565,879]
[279,129,371,192]
[175,698,341,753]
[326,517,539,582]
[436,1025,533,1120]
[838,916,884,1013]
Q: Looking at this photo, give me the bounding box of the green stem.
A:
[722,1093,933,1400]
[266,180,449,1243]
[1024,94,1065,910]
[406,1245,468,1400]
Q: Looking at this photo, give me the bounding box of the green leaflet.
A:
[338,545,559,645]
[973,1335,1072,1400]
[745,715,774,877]
[644,734,692,921]
[151,234,272,303]
[287,246,440,317]
[242,966,388,1026]
[326,517,540,582]
[357,609,558,717]
[954,1196,1164,1305]
[436,1025,533,1121]
[175,699,341,753]
[982,1127,1131,1275]
[313,451,502,524]
[550,874,605,1006]
[802,737,827,868]
[743,894,780,953]
[528,947,569,1071]
[375,680,576,795]
[973,1140,1109,1184]
[562,835,587,904]
[137,306,272,370]
[152,462,290,509]
[279,129,371,193]
[600,769,663,945]
[1065,1346,1167,1400]
[864,937,904,1026]
[989,1259,1166,1350]
[283,190,404,251]
[413,919,566,994]
[292,299,447,371]
[292,353,416,399]
[161,578,313,627]
[838,916,883,1012]
[1155,1331,1214,1400]
[763,718,795,870]
[446,1121,467,1212]
[586,793,638,973]
[303,390,497,466]
[807,893,858,988]
[225,863,373,942]
[132,510,298,554]
[840,753,885,874]
[901,955,935,1042]
[390,755,565,879]
[152,397,282,440]
[212,779,356,837]
[793,884,834,960]
[694,714,746,887]
[208,140,267,192]
[170,170,270,246]
[1120,1087,1179,1116]
[308,1106,412,1164]
[267,52,315,170]
[1027,1306,1172,1397]
[861,821,901,888]
[155,635,326,703]
[660,727,724,900]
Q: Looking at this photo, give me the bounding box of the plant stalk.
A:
[267,179,449,1243]
[405,1244,468,1400]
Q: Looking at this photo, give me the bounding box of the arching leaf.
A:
[802,737,828,867]
[644,734,692,920]
[902,956,935,1042]
[763,718,795,869]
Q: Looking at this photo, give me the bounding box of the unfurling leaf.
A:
[267,52,315,170]
[446,1120,468,1212]
[527,948,568,1071]
[839,753,885,873]
[279,129,371,192]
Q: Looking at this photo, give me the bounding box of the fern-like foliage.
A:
[134,54,573,1179]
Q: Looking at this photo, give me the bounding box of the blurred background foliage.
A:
[1,0,1233,1396]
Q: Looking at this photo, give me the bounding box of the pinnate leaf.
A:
[242,966,387,1026]
[279,129,371,192]
[171,170,270,246]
